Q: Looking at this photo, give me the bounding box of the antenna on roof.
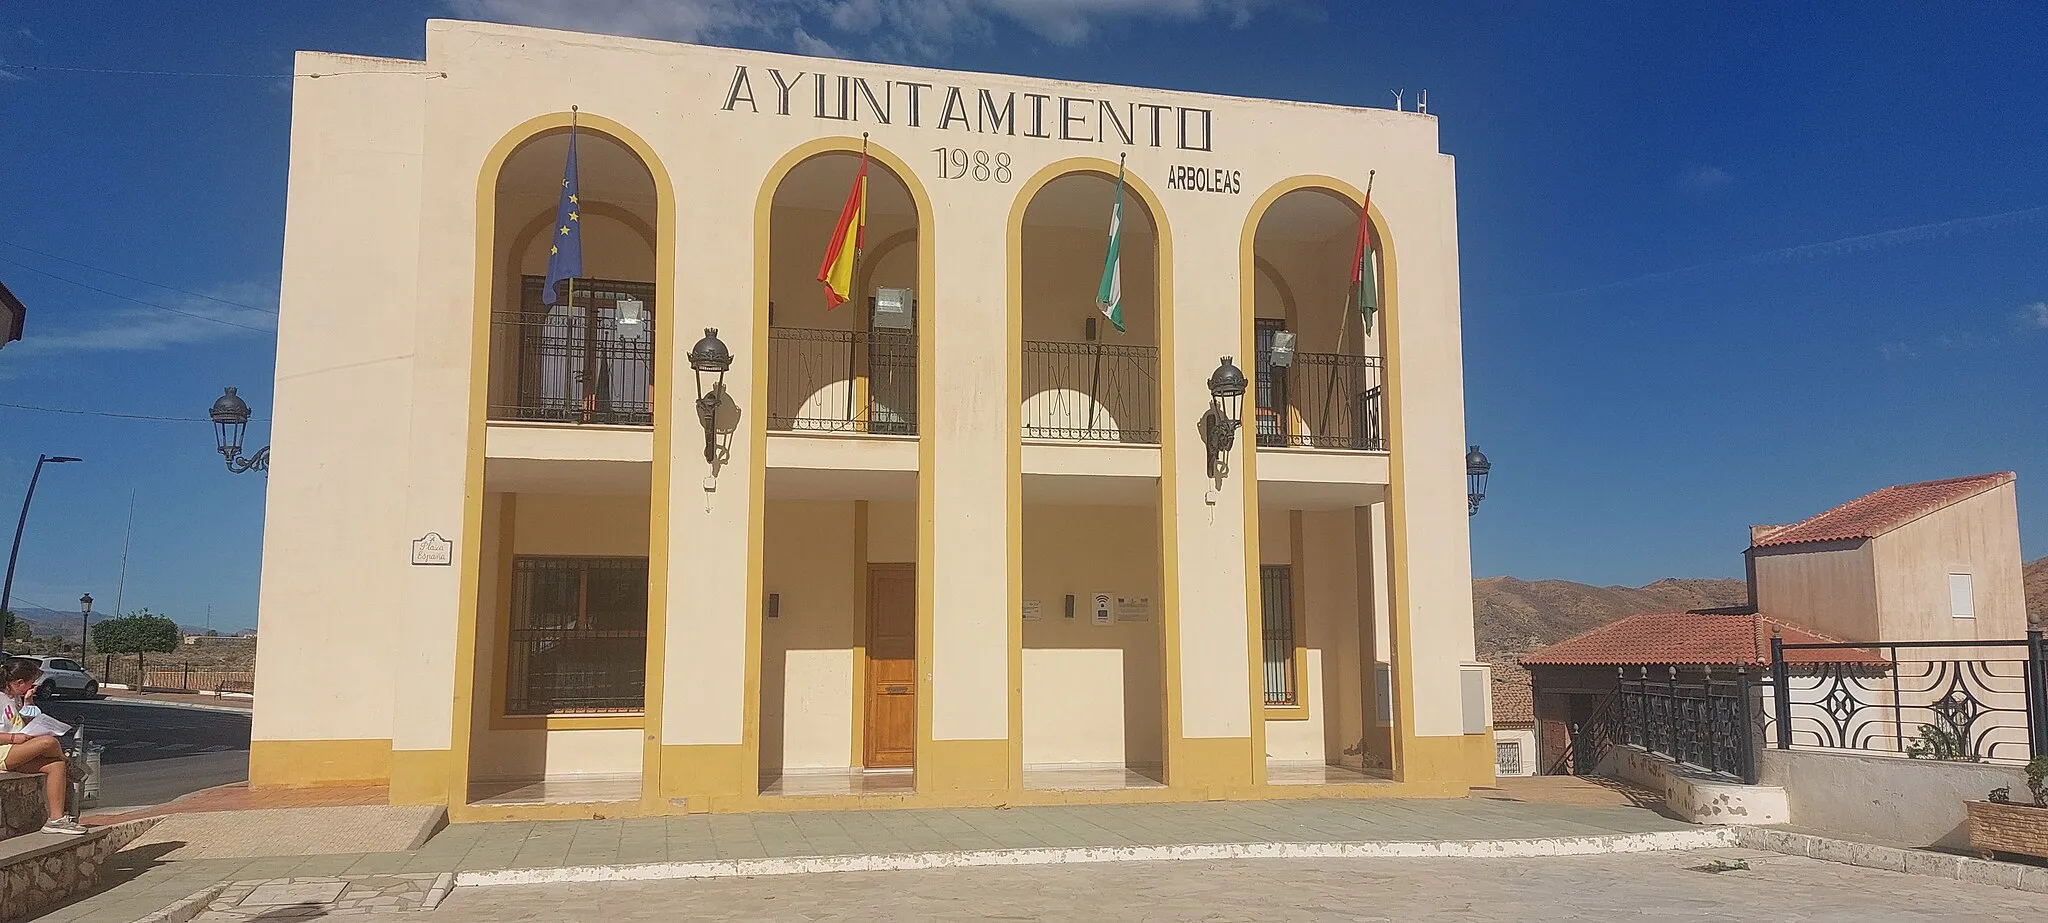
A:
[1389,88,1404,112]
[1417,90,1428,115]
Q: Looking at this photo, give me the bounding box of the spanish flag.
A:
[817,153,869,309]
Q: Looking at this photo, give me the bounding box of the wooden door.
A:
[863,564,917,768]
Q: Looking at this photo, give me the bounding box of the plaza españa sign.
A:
[721,64,1218,152]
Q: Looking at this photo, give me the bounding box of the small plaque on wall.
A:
[1092,594,1113,625]
[1022,599,1041,621]
[410,532,453,566]
[1115,596,1151,622]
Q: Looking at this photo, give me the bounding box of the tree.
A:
[91,610,180,678]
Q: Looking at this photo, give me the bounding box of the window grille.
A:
[1260,565,1297,706]
[505,556,648,715]
[1496,741,1523,776]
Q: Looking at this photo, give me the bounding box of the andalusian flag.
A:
[817,152,869,308]
[1350,170,1378,334]
[1095,162,1126,333]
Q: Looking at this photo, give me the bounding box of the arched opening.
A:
[470,123,662,806]
[1018,170,1160,444]
[757,148,926,796]
[1249,188,1383,451]
[765,151,920,435]
[1249,184,1390,785]
[1015,167,1167,791]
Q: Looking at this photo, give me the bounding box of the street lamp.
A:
[1,454,82,621]
[687,328,734,465]
[1201,356,1249,480]
[210,387,270,474]
[79,594,92,659]
[1466,445,1491,517]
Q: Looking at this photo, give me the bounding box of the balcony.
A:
[1020,340,1160,444]
[488,277,656,427]
[767,326,918,436]
[1254,350,1384,452]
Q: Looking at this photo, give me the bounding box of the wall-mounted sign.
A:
[1115,596,1152,622]
[1092,594,1113,625]
[1022,599,1041,622]
[721,65,1217,151]
[410,532,453,566]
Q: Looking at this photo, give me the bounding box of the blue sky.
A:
[1,2,2044,630]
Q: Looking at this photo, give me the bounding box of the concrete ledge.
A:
[1600,747,1788,825]
[0,818,159,921]
[1734,826,2048,893]
[456,828,1740,887]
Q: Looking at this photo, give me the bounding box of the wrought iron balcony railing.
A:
[488,277,657,427]
[1252,349,1385,451]
[767,326,918,436]
[1020,339,1160,444]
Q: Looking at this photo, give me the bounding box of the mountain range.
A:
[1479,555,2048,657]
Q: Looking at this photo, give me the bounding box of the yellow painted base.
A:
[389,748,452,805]
[1170,736,1257,796]
[920,738,1009,794]
[249,738,393,789]
[1396,732,1495,788]
[656,744,755,811]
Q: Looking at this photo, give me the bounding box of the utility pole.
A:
[1,454,82,620]
[112,491,134,619]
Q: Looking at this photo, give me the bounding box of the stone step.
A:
[0,817,158,921]
[0,773,46,841]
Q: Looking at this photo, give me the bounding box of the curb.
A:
[1734,826,2048,894]
[456,828,1739,887]
[89,695,252,716]
[127,885,224,923]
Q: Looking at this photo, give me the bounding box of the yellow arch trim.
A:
[1004,157,1177,789]
[445,111,677,819]
[746,138,939,799]
[1237,174,1398,784]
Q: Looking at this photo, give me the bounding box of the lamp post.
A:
[79,594,92,659]
[1201,356,1249,480]
[1,454,82,621]
[209,387,270,474]
[1466,445,1491,516]
[687,328,733,465]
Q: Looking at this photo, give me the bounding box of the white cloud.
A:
[6,283,277,357]
[1679,164,1733,194]
[2021,301,2048,330]
[1878,342,1916,361]
[447,0,1274,58]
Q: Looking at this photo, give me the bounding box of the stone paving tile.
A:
[417,851,2046,922]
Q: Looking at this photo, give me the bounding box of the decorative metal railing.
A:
[1768,631,2048,764]
[1614,666,1758,782]
[766,327,918,435]
[504,556,648,716]
[1020,340,1160,444]
[1252,350,1385,451]
[488,277,657,427]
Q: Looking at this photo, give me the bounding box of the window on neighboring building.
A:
[1496,740,1523,776]
[505,556,649,715]
[1949,573,1975,619]
[1260,564,1298,707]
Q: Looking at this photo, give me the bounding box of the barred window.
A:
[1260,564,1297,707]
[1495,741,1523,776]
[505,556,648,715]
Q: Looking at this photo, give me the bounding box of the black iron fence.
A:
[488,277,657,427]
[1020,340,1160,444]
[1614,666,1757,782]
[766,327,918,435]
[1768,631,2048,763]
[1253,350,1385,451]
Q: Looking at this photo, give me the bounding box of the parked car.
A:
[20,656,98,699]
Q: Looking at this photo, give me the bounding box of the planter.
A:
[1965,799,2048,859]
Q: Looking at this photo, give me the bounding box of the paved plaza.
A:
[418,849,2045,922]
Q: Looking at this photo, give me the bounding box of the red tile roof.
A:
[1518,612,1884,668]
[1750,472,2014,549]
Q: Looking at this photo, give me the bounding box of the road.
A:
[40,697,251,811]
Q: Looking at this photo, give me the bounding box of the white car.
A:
[21,656,98,699]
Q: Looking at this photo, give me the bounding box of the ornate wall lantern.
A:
[1466,445,1491,516]
[687,328,734,464]
[1201,356,1248,480]
[210,387,270,474]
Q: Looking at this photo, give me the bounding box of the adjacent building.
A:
[252,20,1491,819]
[0,282,24,350]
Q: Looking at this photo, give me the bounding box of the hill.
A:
[1474,575,1748,657]
[2028,555,2047,627]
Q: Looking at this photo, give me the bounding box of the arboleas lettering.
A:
[1165,164,1242,195]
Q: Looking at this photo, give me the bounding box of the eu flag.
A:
[541,127,583,305]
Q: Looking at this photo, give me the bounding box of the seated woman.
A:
[1,658,86,834]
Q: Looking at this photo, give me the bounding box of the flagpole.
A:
[1319,170,1375,441]
[849,133,870,428]
[1087,153,1125,437]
